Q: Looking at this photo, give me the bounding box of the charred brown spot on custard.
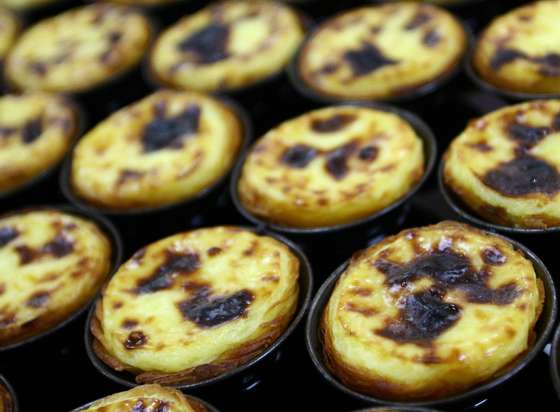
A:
[131,399,170,412]
[482,247,507,265]
[124,330,147,349]
[490,48,560,76]
[108,31,122,44]
[404,9,432,31]
[0,227,18,247]
[325,141,358,180]
[281,144,317,168]
[311,114,356,133]
[344,42,398,77]
[345,302,377,317]
[134,251,200,294]
[142,105,201,153]
[15,233,74,265]
[423,29,441,47]
[121,319,138,330]
[350,286,372,297]
[261,274,280,282]
[21,117,43,144]
[113,301,124,309]
[243,240,258,257]
[207,247,222,257]
[177,23,230,64]
[182,280,208,292]
[0,314,15,328]
[373,248,521,344]
[116,169,145,187]
[177,287,254,328]
[468,142,493,152]
[28,61,47,76]
[26,291,50,308]
[0,284,4,295]
[358,145,379,161]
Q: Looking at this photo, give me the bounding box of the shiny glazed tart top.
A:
[5,4,151,93]
[238,105,424,228]
[79,385,205,412]
[95,227,299,378]
[71,90,242,210]
[0,93,78,194]
[297,3,466,100]
[444,100,560,228]
[0,209,112,346]
[149,0,305,92]
[0,7,18,60]
[473,0,560,94]
[323,221,542,400]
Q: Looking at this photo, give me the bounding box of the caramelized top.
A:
[474,0,560,94]
[79,385,204,412]
[444,100,560,228]
[149,0,304,92]
[0,6,18,60]
[97,227,299,374]
[298,3,466,100]
[238,105,424,228]
[5,4,151,93]
[0,93,78,194]
[0,209,112,346]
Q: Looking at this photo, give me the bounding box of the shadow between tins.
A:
[84,227,314,391]
[0,204,123,353]
[286,15,473,106]
[70,392,219,412]
[0,374,18,412]
[305,231,558,409]
[229,101,437,237]
[551,324,560,400]
[59,95,252,217]
[464,48,560,103]
[438,160,560,237]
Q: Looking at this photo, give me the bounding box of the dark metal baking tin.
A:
[551,324,560,400]
[59,95,252,253]
[70,391,219,412]
[84,227,313,393]
[0,204,123,353]
[230,102,437,269]
[287,12,472,107]
[306,228,558,409]
[0,374,18,412]
[352,408,442,412]
[0,96,85,213]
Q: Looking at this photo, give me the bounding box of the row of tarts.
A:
[1,93,560,409]
[1,0,560,411]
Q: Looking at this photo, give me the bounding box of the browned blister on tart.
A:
[92,226,299,384]
[70,90,243,211]
[0,209,112,347]
[238,105,424,228]
[322,221,543,401]
[444,100,560,228]
[297,3,466,100]
[77,384,208,412]
[149,0,305,93]
[473,0,560,94]
[4,4,152,93]
[0,93,79,194]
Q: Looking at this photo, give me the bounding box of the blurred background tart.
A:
[0,0,63,12]
[0,93,79,195]
[473,0,560,95]
[4,4,152,94]
[0,7,18,63]
[91,226,299,384]
[322,221,543,400]
[148,0,305,93]
[295,2,467,101]
[443,100,560,228]
[70,90,243,211]
[238,105,424,228]
[0,209,112,347]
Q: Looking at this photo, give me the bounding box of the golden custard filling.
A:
[0,93,78,194]
[5,4,151,93]
[93,227,299,384]
[297,3,466,100]
[71,90,242,210]
[238,105,424,228]
[473,1,560,94]
[323,221,542,401]
[0,210,112,346]
[444,100,560,229]
[79,385,206,412]
[149,0,305,93]
[0,7,18,60]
